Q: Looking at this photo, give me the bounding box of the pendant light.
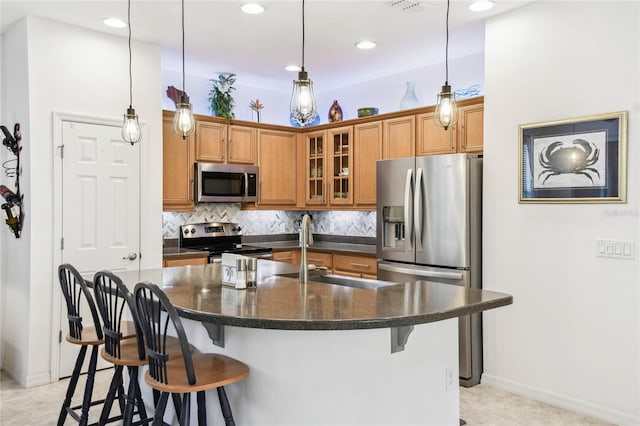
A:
[172,0,195,139]
[434,0,459,131]
[290,0,318,126]
[121,0,141,145]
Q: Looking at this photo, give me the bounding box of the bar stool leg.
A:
[79,346,100,426]
[57,345,88,426]
[99,365,123,425]
[153,392,169,426]
[196,391,206,426]
[179,394,190,426]
[216,387,235,426]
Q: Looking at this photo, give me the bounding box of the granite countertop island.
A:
[116,261,512,425]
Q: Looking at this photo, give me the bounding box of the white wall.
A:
[162,53,484,127]
[0,16,163,387]
[482,2,639,425]
[0,18,31,381]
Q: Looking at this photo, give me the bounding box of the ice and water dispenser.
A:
[381,206,406,249]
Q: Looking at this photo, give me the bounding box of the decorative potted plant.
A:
[208,73,236,120]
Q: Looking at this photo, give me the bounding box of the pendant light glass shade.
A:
[173,94,196,138]
[434,0,459,131]
[434,84,458,131]
[122,107,142,144]
[290,0,318,126]
[290,69,318,126]
[173,0,195,139]
[121,0,141,145]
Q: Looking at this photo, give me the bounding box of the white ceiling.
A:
[0,0,533,92]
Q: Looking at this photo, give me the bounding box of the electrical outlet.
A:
[330,222,336,233]
[279,223,286,233]
[445,367,455,391]
[596,239,634,260]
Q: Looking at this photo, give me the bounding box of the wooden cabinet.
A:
[353,122,382,206]
[272,249,300,264]
[257,129,297,206]
[303,131,328,206]
[163,112,195,212]
[333,254,377,279]
[327,126,353,206]
[196,121,256,164]
[457,103,484,153]
[163,256,208,267]
[416,111,457,156]
[383,116,415,159]
[305,251,333,270]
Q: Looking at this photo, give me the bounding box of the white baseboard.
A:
[481,374,639,426]
[2,364,52,388]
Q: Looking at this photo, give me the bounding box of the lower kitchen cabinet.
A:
[272,249,300,264]
[305,250,333,270]
[333,254,377,279]
[163,257,208,267]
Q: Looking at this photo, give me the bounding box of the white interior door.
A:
[58,120,141,377]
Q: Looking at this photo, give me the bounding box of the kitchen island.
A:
[118,261,512,425]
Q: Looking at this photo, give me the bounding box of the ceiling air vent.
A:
[386,0,424,13]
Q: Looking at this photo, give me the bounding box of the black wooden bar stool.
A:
[134,282,250,426]
[57,263,107,426]
[93,271,150,425]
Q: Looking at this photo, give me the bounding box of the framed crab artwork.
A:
[519,111,627,203]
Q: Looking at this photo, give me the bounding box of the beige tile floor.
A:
[0,368,611,425]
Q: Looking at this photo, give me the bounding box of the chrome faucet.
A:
[299,214,313,284]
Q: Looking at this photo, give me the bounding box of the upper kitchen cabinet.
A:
[257,128,297,206]
[457,102,484,153]
[328,126,354,206]
[383,116,415,159]
[416,97,483,156]
[195,119,256,164]
[163,112,195,212]
[416,110,457,156]
[353,121,382,207]
[303,130,328,206]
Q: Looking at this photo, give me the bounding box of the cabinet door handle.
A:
[277,256,293,260]
[308,257,323,262]
[350,262,370,269]
[229,139,234,159]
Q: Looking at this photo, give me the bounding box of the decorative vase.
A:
[399,81,420,110]
[328,100,343,122]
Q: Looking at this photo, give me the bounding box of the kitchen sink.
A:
[274,271,397,290]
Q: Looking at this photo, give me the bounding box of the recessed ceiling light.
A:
[285,65,302,72]
[356,40,377,50]
[102,17,127,28]
[241,3,265,14]
[468,0,494,12]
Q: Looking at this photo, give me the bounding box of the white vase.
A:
[399,81,420,110]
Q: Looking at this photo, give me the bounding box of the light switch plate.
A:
[596,239,634,260]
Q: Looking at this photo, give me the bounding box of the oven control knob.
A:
[234,226,242,232]
[183,229,189,235]
[190,228,196,234]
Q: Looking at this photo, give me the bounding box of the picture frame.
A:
[519,111,627,203]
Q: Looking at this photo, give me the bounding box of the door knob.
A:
[123,252,138,261]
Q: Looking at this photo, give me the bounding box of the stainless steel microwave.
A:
[195,163,258,203]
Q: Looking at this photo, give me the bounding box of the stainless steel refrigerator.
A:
[376,153,483,386]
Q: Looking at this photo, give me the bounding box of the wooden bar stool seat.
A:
[135,282,250,426]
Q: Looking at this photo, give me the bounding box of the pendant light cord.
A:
[181,0,186,93]
[445,0,450,85]
[301,0,306,70]
[127,0,133,108]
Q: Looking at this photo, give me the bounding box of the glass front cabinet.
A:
[304,126,353,206]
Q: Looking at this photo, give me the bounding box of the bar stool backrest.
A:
[93,270,145,360]
[58,263,103,341]
[134,282,195,385]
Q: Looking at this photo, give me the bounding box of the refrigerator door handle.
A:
[404,168,413,253]
[414,167,423,252]
[378,262,464,281]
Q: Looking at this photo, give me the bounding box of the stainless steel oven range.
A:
[179,222,272,263]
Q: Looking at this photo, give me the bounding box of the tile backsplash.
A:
[162,204,376,239]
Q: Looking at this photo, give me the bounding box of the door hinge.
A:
[58,330,62,343]
[57,144,65,158]
[60,237,64,250]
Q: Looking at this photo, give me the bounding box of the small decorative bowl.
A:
[357,107,379,117]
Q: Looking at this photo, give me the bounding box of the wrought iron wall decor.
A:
[1,123,24,237]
